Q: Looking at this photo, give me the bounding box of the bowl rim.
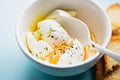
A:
[16,0,112,68]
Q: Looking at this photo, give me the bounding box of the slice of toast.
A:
[96,3,120,80]
[107,4,120,31]
[104,34,120,74]
[105,4,120,73]
[96,34,120,80]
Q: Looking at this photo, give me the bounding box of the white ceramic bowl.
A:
[16,0,111,76]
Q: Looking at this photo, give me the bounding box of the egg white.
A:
[46,9,71,19]
[38,20,72,46]
[58,39,84,65]
[26,32,53,58]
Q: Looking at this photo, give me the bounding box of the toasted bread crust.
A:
[107,4,120,31]
[110,33,120,42]
[96,58,104,80]
[112,29,120,37]
[104,67,120,80]
[107,4,120,11]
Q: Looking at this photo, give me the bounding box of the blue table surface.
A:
[0,0,120,80]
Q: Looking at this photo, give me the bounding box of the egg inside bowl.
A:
[26,9,98,66]
[16,0,111,76]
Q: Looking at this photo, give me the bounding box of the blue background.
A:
[0,0,120,80]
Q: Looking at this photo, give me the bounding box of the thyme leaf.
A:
[39,52,42,54]
[50,27,56,32]
[44,47,48,51]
